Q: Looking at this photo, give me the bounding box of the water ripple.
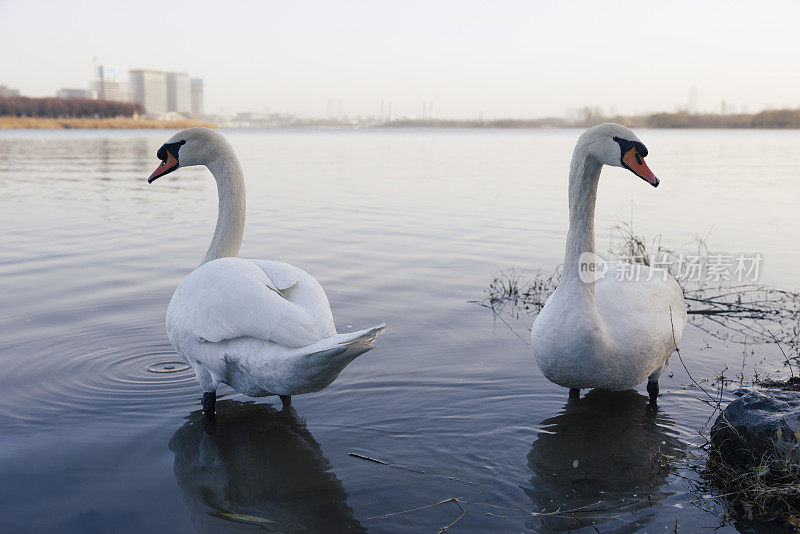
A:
[0,328,198,425]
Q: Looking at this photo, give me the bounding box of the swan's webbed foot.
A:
[647,380,659,404]
[569,388,580,400]
[202,391,216,415]
[279,395,291,408]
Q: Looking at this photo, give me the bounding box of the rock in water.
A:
[710,389,800,467]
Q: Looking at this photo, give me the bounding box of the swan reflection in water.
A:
[526,390,685,531]
[169,401,365,533]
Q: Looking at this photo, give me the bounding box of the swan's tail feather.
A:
[303,323,386,361]
[336,323,386,348]
[286,323,386,394]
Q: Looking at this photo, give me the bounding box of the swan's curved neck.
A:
[201,150,246,265]
[562,143,602,287]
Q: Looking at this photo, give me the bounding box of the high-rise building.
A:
[92,65,132,103]
[167,72,191,114]
[190,78,204,116]
[129,69,168,115]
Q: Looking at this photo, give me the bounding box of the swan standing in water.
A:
[531,124,686,403]
[148,127,385,414]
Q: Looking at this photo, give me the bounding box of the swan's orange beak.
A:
[148,152,179,183]
[622,147,659,187]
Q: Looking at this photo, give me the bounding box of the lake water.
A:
[0,128,798,533]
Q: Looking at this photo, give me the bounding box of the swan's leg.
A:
[279,395,291,407]
[569,388,580,399]
[202,391,216,415]
[194,366,218,415]
[647,369,662,404]
[646,379,659,404]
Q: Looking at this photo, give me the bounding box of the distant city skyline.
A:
[33,62,204,117]
[1,0,799,119]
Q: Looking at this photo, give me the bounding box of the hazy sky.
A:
[1,0,799,118]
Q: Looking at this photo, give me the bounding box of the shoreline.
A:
[3,113,800,131]
[0,117,217,130]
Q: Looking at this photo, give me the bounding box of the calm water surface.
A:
[0,128,798,532]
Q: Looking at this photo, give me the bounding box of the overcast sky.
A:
[1,0,798,118]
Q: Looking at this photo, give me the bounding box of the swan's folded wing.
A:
[247,259,300,292]
[169,258,326,348]
[246,259,337,338]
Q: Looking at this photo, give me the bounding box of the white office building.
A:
[92,65,132,103]
[190,78,204,116]
[129,69,168,115]
[167,72,191,114]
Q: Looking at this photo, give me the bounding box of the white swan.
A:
[148,127,386,414]
[531,123,687,403]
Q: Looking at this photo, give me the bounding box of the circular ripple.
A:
[0,324,201,424]
[147,361,191,374]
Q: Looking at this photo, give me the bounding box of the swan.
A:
[531,123,687,404]
[147,127,386,414]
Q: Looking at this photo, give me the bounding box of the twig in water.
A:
[669,307,718,407]
[365,497,463,520]
[486,304,531,348]
[348,452,388,465]
[767,329,794,378]
[439,498,467,533]
[348,451,480,487]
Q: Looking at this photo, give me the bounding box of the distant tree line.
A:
[0,96,143,118]
[643,110,800,129]
[381,108,800,130]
